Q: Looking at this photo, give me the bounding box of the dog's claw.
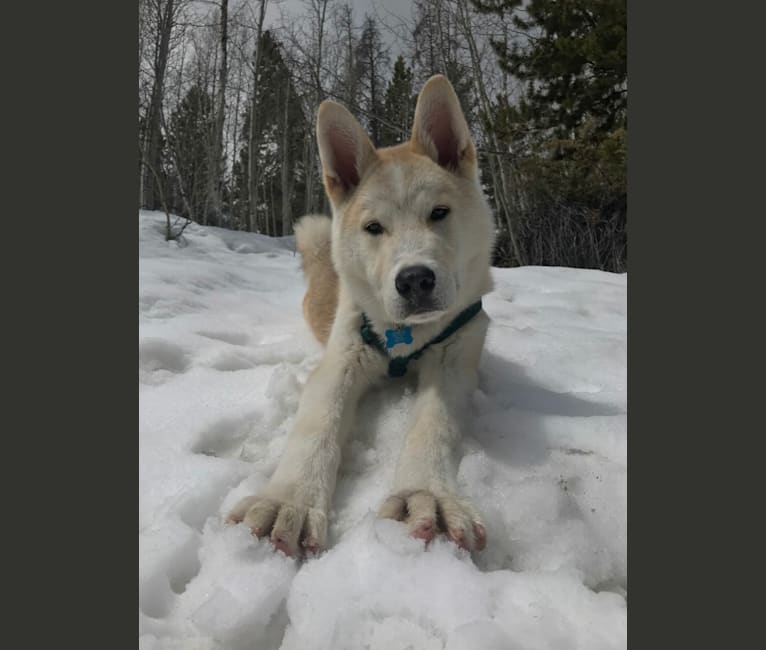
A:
[412,520,436,543]
[473,523,487,551]
[271,536,293,557]
[447,527,469,550]
[302,537,321,557]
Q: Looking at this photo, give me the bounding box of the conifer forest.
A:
[139,0,626,271]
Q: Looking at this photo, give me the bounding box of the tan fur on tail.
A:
[294,215,339,345]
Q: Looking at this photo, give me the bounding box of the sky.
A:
[265,0,415,57]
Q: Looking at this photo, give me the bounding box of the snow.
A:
[139,210,627,649]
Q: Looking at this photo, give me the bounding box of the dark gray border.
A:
[6,1,137,645]
[629,1,764,646]
[8,0,762,646]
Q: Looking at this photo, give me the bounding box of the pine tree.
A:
[332,3,360,114]
[167,84,215,220]
[473,0,627,135]
[233,31,307,234]
[473,0,627,271]
[380,56,415,147]
[354,16,389,146]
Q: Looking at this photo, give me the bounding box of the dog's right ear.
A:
[410,75,476,177]
[316,101,377,205]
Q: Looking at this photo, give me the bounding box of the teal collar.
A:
[360,301,483,378]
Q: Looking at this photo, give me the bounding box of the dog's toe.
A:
[379,490,487,551]
[242,498,280,538]
[439,495,487,551]
[270,504,305,557]
[406,491,438,543]
[379,495,407,521]
[300,508,328,555]
[227,495,328,558]
[225,495,261,525]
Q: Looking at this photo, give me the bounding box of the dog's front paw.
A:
[225,495,327,557]
[378,489,487,551]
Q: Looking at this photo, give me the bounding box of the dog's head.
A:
[317,75,495,325]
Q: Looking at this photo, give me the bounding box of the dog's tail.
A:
[294,215,338,346]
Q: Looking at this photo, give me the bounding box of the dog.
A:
[226,75,496,557]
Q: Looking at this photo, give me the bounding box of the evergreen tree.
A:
[472,0,627,271]
[233,31,307,234]
[473,0,627,135]
[167,84,214,220]
[354,16,389,146]
[332,4,361,114]
[380,56,415,147]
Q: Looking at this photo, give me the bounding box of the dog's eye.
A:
[364,221,384,235]
[430,206,450,221]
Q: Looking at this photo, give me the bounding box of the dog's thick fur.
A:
[227,75,496,557]
[294,215,338,345]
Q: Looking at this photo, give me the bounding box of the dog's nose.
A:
[395,265,436,299]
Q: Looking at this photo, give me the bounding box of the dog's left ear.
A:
[410,75,476,176]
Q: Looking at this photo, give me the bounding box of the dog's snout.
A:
[395,265,436,299]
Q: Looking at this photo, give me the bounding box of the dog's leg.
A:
[379,312,490,551]
[227,328,379,557]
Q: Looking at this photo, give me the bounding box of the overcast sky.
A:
[264,0,416,57]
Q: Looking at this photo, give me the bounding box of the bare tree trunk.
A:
[205,0,229,226]
[342,4,355,107]
[280,78,293,235]
[435,0,447,73]
[230,32,243,229]
[141,145,190,242]
[303,0,330,215]
[454,0,525,265]
[270,180,277,236]
[247,0,268,232]
[427,0,437,74]
[201,26,220,225]
[367,29,378,145]
[141,0,176,211]
[139,0,146,209]
[159,108,195,220]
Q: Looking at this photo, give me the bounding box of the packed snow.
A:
[139,210,627,650]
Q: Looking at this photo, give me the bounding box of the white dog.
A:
[227,75,496,557]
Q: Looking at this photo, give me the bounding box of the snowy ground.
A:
[139,210,627,650]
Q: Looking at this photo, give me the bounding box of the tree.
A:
[167,84,215,220]
[140,0,186,211]
[468,0,627,271]
[135,0,627,271]
[410,0,475,127]
[473,0,627,135]
[247,0,269,233]
[233,31,308,235]
[332,3,361,113]
[204,0,229,226]
[291,0,333,215]
[380,56,415,147]
[354,15,389,146]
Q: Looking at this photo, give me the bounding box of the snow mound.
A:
[139,211,627,649]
